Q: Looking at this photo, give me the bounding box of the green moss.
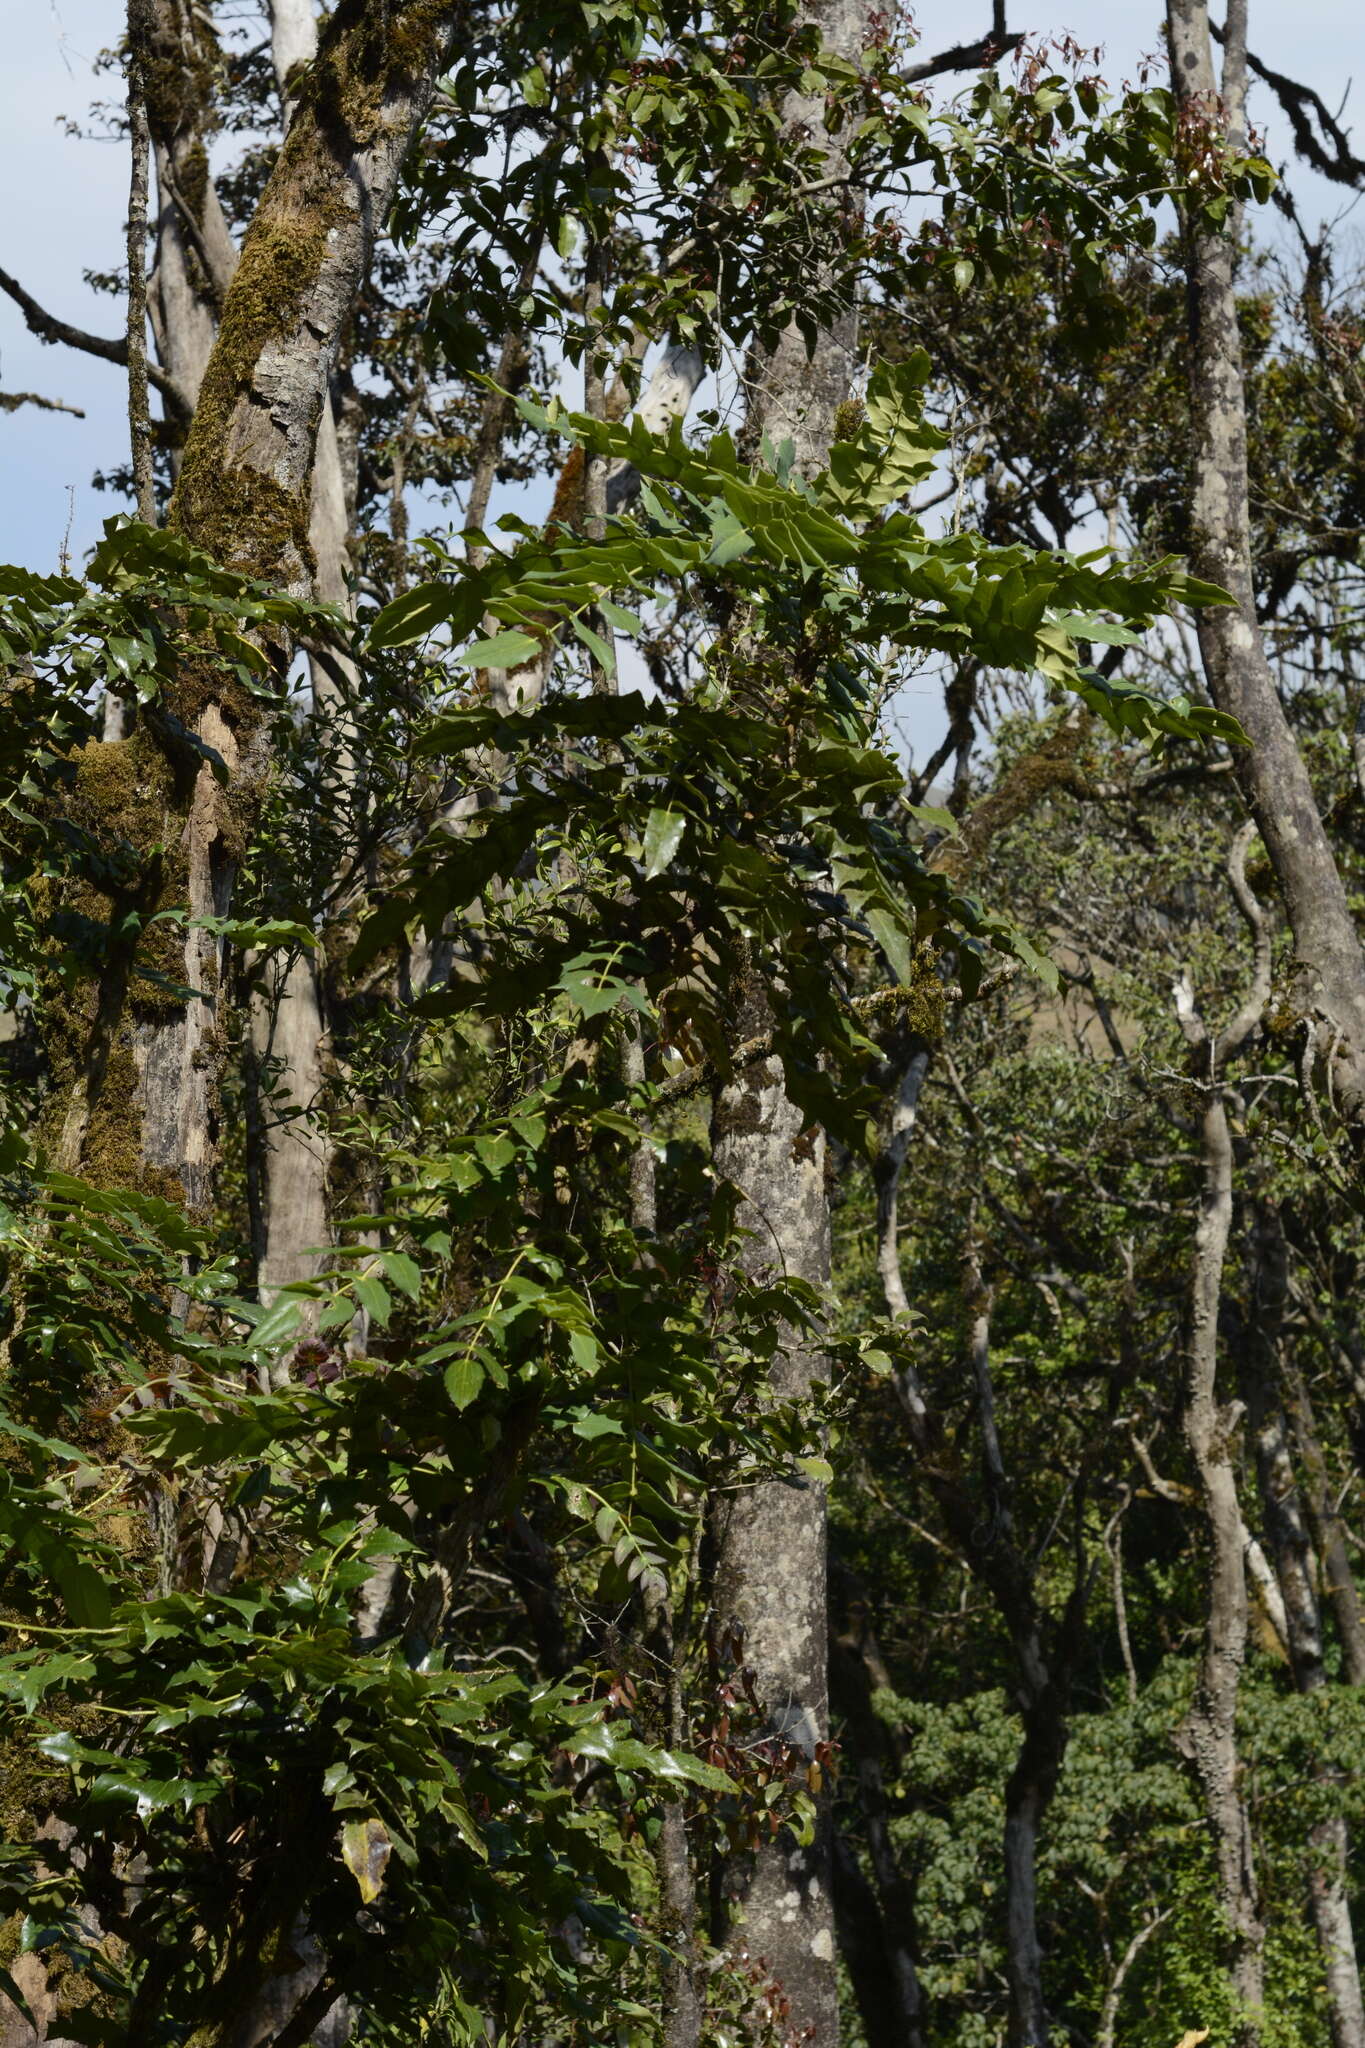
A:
[35,732,195,1195]
[170,0,457,615]
[178,138,210,218]
[144,26,219,150]
[0,1735,61,1847]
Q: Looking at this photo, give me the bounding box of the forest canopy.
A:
[2,3,1365,2046]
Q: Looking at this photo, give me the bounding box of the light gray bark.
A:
[247,5,365,1312]
[1178,1082,1265,2043]
[125,2,463,1216]
[1167,0,1365,1131]
[270,0,319,118]
[1171,823,1272,2045]
[145,0,237,423]
[126,0,156,528]
[710,8,875,2035]
[711,1036,836,2041]
[873,1040,931,1326]
[251,947,334,1308]
[606,342,704,510]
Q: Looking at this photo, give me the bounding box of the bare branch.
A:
[0,389,84,418]
[1212,20,1365,188]
[0,262,191,416]
[905,23,1024,83]
[1096,1911,1172,2048]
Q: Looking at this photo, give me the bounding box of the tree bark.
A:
[53,2,462,1212]
[829,1582,926,2048]
[145,0,237,422]
[247,0,368,1313]
[711,1007,836,2039]
[709,7,873,2036]
[125,0,157,529]
[1178,1080,1265,2042]
[1240,1208,1365,2048]
[1166,0,1365,1131]
[1171,844,1270,2045]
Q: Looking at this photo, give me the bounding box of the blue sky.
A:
[1,2,1360,580]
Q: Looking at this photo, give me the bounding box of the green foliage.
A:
[0,5,1342,2044]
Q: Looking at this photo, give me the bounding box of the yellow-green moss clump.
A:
[35,730,193,1193]
[168,0,456,640]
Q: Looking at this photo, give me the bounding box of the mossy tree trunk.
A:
[53,1,463,1218]
[247,0,367,1314]
[145,0,236,433]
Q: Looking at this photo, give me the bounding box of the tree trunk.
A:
[1166,0,1365,1130]
[1241,1208,1365,2048]
[711,1013,836,2040]
[145,0,237,428]
[830,1581,926,2048]
[1177,1084,1265,2042]
[709,6,872,2035]
[247,0,368,1312]
[53,2,461,1210]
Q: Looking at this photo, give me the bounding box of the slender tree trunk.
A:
[1177,1083,1265,2044]
[829,1582,926,2048]
[1166,0,1365,1129]
[873,1038,932,1325]
[125,0,156,530]
[1282,1357,1365,1686]
[1240,1208,1365,2048]
[247,0,368,1314]
[711,1000,836,2037]
[962,1262,1076,2048]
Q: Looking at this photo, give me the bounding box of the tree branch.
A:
[905,23,1024,83]
[0,263,191,415]
[1212,21,1365,188]
[0,389,84,418]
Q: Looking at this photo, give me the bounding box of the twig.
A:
[1096,1910,1171,2048]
